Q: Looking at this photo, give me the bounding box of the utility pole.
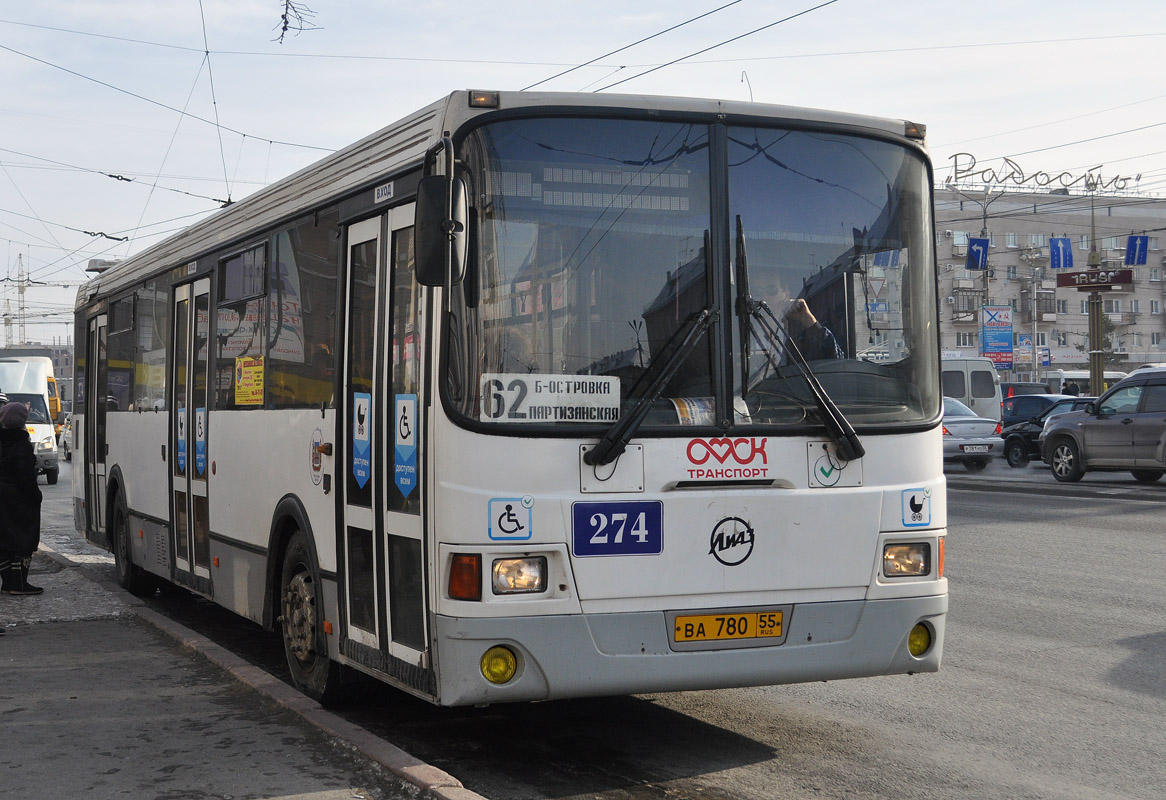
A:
[1087,188,1104,395]
[1031,266,1041,378]
[16,253,27,346]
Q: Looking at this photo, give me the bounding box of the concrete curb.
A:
[37,543,487,800]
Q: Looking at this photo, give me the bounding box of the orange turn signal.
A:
[449,553,482,601]
[937,537,945,579]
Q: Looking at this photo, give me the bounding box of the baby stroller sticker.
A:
[352,392,371,489]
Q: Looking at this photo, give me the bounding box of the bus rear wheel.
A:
[279,530,341,704]
[112,496,155,596]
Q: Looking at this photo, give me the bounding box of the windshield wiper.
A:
[734,215,865,462]
[584,307,717,467]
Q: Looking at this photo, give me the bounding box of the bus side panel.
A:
[208,409,338,623]
[107,411,171,526]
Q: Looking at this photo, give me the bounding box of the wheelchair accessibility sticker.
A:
[901,487,932,528]
[489,496,534,541]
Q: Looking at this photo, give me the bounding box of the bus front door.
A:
[341,208,429,680]
[170,279,213,589]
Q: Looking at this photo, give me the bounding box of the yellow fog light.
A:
[883,543,930,578]
[908,623,932,657]
[480,645,518,684]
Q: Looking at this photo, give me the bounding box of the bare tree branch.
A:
[274,1,320,43]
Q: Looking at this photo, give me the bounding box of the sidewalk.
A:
[0,538,482,800]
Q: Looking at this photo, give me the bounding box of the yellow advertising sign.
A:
[234,356,264,405]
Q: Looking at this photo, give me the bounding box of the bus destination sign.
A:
[1055,269,1133,291]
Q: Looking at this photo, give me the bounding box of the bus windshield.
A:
[449,115,938,432]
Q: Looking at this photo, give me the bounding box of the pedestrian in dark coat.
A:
[0,400,44,595]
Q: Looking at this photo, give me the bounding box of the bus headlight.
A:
[491,556,547,595]
[37,436,56,453]
[883,543,930,577]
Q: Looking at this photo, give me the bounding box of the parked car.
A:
[942,396,1003,472]
[1001,396,1095,467]
[1040,368,1166,482]
[1001,393,1070,430]
[1001,381,1049,401]
[59,413,72,462]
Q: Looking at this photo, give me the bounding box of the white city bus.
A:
[73,90,946,706]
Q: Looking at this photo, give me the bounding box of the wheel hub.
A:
[283,571,316,664]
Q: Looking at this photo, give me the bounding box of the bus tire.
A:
[279,529,341,704]
[112,495,154,596]
[1049,439,1084,482]
[46,467,59,485]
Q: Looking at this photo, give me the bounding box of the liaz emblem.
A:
[709,517,755,566]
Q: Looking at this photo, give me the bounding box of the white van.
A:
[941,357,1003,421]
[0,357,61,484]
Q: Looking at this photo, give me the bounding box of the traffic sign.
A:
[1049,238,1073,269]
[1125,235,1149,265]
[1055,268,1133,291]
[966,237,990,270]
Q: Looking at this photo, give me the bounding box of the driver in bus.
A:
[754,272,844,363]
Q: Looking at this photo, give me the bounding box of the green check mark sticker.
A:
[813,454,842,486]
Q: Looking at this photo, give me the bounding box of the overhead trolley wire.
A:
[522,0,745,91]
[594,0,840,92]
[0,42,332,152]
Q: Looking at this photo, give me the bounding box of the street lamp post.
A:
[945,183,1009,366]
[1020,246,1049,382]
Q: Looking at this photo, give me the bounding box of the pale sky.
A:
[3,0,1164,343]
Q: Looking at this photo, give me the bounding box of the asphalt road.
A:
[37,459,1166,799]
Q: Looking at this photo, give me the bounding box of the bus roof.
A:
[76,90,923,306]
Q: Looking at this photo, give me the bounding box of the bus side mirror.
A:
[415,174,468,287]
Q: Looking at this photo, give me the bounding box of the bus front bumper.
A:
[432,594,946,706]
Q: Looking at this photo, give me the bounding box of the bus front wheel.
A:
[279,530,341,704]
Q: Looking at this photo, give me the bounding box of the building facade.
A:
[935,188,1166,380]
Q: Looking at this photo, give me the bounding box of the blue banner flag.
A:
[1049,238,1073,269]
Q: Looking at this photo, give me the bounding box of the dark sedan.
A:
[1000,393,1071,429]
[1001,396,1095,467]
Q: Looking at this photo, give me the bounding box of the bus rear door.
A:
[170,279,213,588]
[84,315,108,540]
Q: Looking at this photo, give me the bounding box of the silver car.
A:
[942,396,1003,472]
[1040,367,1166,483]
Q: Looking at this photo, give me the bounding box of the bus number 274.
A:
[571,501,663,557]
